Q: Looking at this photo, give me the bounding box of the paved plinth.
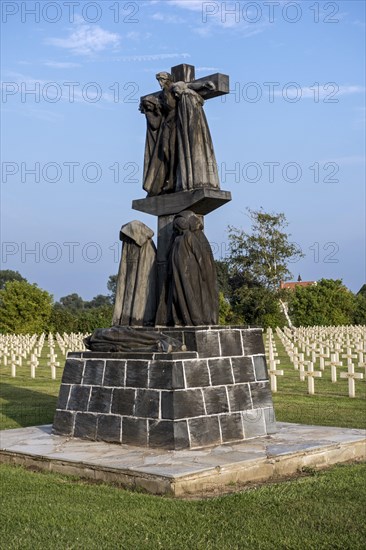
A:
[53,327,276,449]
[0,423,364,497]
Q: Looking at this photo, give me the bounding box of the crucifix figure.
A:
[139,64,229,196]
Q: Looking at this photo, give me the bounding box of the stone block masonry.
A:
[53,327,276,449]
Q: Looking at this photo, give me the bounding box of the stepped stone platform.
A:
[1,423,364,497]
[52,327,276,449]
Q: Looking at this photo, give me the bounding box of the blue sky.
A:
[1,0,365,300]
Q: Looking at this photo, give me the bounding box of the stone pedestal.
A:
[132,189,232,324]
[53,327,276,450]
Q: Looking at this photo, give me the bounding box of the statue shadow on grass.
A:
[0,383,57,429]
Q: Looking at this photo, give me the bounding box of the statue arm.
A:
[187,80,216,93]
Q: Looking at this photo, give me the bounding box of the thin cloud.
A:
[160,0,272,38]
[114,53,191,62]
[46,21,120,56]
[2,71,115,104]
[321,156,365,166]
[196,67,220,73]
[193,20,270,38]
[272,85,365,99]
[7,106,64,124]
[44,61,81,69]
[126,31,153,41]
[151,12,185,23]
[165,0,203,10]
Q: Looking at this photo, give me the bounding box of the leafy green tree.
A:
[48,306,79,334]
[0,270,26,290]
[215,261,231,299]
[0,280,53,334]
[222,209,301,327]
[227,208,303,290]
[289,279,356,327]
[218,292,244,325]
[357,284,366,297]
[232,285,286,328]
[86,294,112,308]
[107,275,118,304]
[353,293,366,325]
[76,305,113,333]
[58,293,85,311]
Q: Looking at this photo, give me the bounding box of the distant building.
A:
[280,278,317,291]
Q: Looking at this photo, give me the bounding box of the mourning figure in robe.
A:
[167,210,218,326]
[141,72,177,196]
[112,220,157,326]
[139,95,162,191]
[171,81,220,192]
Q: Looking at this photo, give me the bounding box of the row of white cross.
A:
[265,325,365,397]
[0,333,87,379]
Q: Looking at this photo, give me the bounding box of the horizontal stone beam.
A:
[132,188,232,217]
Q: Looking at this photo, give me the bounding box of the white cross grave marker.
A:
[268,358,284,392]
[304,361,322,395]
[340,363,363,398]
[325,354,343,383]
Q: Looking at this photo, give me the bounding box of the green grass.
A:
[271,335,366,430]
[0,462,365,549]
[0,344,64,429]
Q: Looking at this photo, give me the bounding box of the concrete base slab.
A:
[0,423,365,497]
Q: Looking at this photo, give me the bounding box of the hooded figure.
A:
[172,81,220,192]
[141,72,178,196]
[167,210,218,326]
[112,220,157,326]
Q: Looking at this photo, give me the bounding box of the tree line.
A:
[1,210,364,334]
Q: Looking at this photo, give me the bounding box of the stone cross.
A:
[47,350,59,380]
[318,345,329,371]
[304,361,322,395]
[290,347,300,370]
[268,358,284,392]
[141,63,229,103]
[325,353,343,383]
[341,347,357,367]
[355,343,365,365]
[340,363,363,398]
[298,353,307,381]
[11,354,17,378]
[27,353,39,379]
[358,361,366,377]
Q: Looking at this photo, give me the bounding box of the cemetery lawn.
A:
[1,461,365,549]
[0,346,63,430]
[272,335,366,430]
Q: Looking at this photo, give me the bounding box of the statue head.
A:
[173,213,190,234]
[139,95,160,114]
[171,81,188,98]
[173,210,202,234]
[156,72,173,89]
[189,214,203,232]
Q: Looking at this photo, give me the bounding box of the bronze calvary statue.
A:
[105,64,231,332]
